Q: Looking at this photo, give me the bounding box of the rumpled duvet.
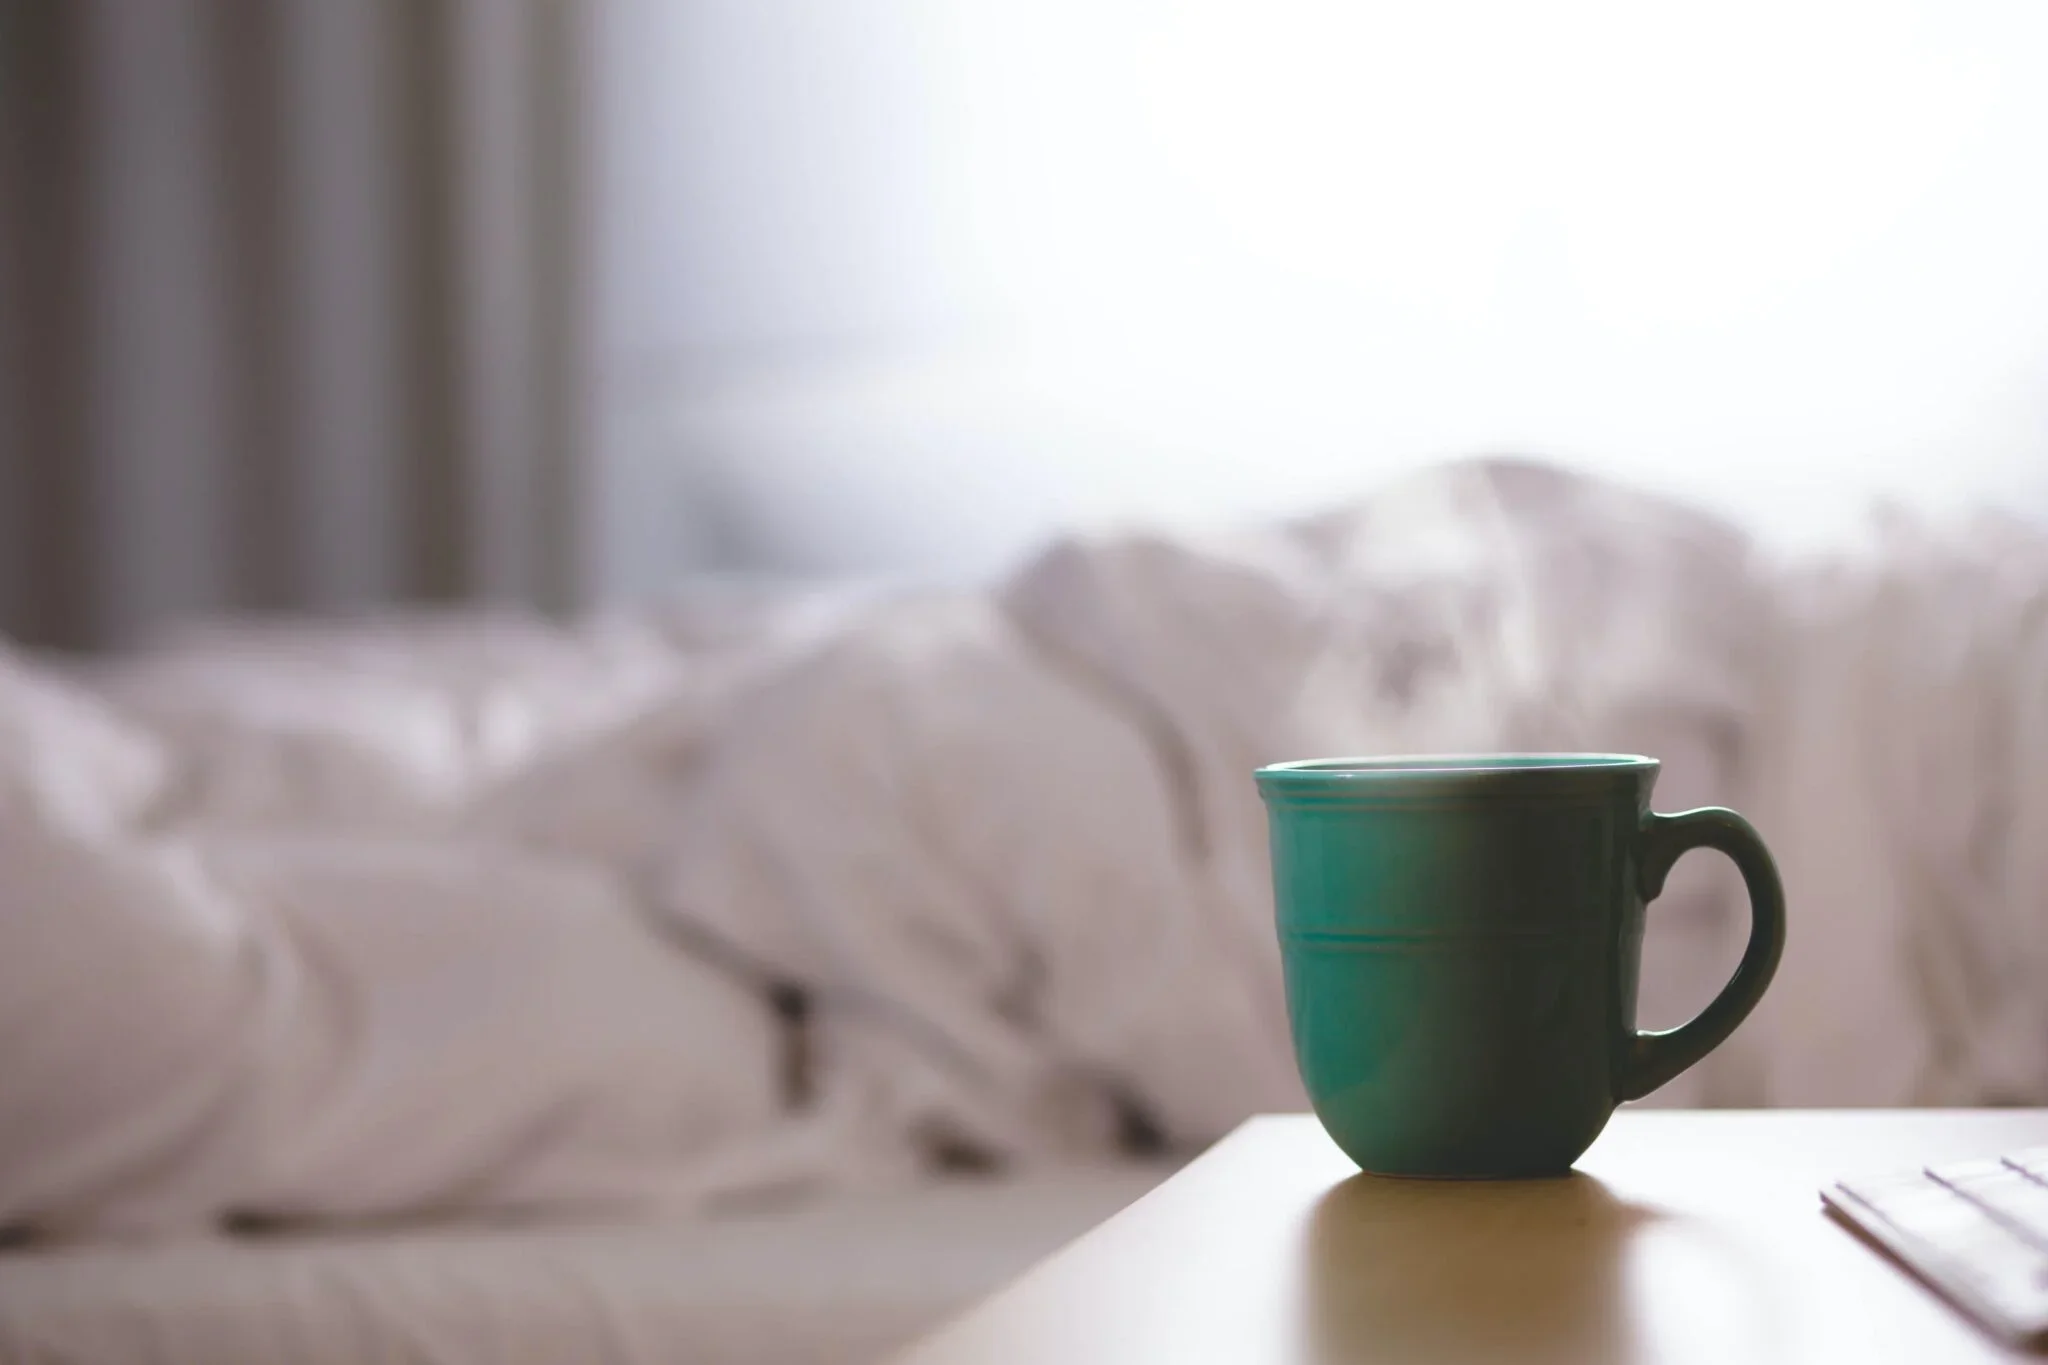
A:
[2,459,2042,1237]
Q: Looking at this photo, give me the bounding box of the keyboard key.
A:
[1930,1160,2048,1253]
[1828,1169,2048,1343]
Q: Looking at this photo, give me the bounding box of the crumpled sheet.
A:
[1,460,2042,1236]
[1736,513,2048,1107]
[0,603,819,1239]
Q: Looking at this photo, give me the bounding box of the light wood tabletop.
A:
[892,1110,2048,1364]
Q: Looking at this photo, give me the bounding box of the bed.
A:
[4,459,2045,1363]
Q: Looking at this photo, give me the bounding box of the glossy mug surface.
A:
[1255,755,1784,1178]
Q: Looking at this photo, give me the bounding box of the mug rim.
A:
[1256,753,1659,783]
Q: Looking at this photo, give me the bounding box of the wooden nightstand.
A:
[893,1110,2048,1364]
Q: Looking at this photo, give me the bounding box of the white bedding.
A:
[0,1164,1170,1365]
[1,458,2044,1243]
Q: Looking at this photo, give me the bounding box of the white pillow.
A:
[99,616,692,834]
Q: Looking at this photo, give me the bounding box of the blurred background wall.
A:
[604,0,2048,587]
[6,0,2048,645]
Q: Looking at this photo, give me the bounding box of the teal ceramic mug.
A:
[1255,754,1784,1178]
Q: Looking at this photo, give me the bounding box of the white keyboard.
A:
[1825,1147,2048,1345]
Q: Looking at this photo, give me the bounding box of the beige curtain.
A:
[0,0,591,650]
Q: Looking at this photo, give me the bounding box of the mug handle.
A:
[1619,807,1786,1101]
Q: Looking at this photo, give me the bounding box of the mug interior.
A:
[1259,754,1655,777]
